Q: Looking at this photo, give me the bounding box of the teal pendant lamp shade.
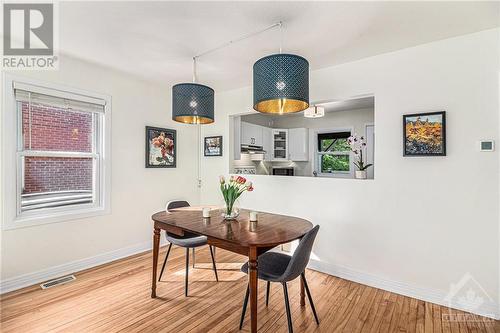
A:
[172,83,214,124]
[253,53,309,114]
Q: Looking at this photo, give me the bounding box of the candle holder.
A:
[249,220,258,232]
[202,207,211,218]
[249,211,258,222]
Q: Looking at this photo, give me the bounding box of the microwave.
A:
[272,167,294,176]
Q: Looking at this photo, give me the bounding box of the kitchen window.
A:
[316,131,351,174]
[2,75,111,229]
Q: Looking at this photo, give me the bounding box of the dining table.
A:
[151,207,313,333]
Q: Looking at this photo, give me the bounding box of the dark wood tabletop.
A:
[151,208,312,249]
[151,207,313,333]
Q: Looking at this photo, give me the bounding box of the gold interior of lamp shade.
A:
[254,98,309,114]
[173,115,214,124]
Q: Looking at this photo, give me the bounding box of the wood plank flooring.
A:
[1,246,498,332]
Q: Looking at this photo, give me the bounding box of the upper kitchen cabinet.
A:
[241,121,263,146]
[272,129,288,161]
[289,128,309,161]
[233,116,242,160]
[262,127,273,161]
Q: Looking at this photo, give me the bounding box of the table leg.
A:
[300,270,306,306]
[151,227,160,298]
[249,247,258,333]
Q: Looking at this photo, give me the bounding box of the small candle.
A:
[249,221,257,232]
[202,207,211,218]
[249,211,258,222]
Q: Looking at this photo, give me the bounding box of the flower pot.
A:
[355,170,367,179]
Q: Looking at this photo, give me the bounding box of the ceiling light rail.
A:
[193,21,283,60]
[172,21,284,125]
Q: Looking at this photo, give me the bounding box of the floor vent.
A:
[40,275,76,289]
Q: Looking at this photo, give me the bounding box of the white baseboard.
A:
[2,246,498,321]
[0,239,168,294]
[308,258,499,320]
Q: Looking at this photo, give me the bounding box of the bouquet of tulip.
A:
[219,175,254,219]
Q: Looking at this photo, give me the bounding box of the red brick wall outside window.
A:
[21,102,93,194]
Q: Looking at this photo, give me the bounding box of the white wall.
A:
[200,29,500,317]
[0,55,200,287]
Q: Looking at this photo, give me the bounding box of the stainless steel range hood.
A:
[241,144,266,161]
[241,144,265,153]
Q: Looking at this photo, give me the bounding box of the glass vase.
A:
[220,199,240,220]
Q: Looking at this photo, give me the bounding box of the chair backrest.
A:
[280,225,319,282]
[165,200,190,212]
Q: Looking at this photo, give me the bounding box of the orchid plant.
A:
[347,134,373,171]
[219,175,254,218]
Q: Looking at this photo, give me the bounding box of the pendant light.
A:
[253,22,309,114]
[172,57,214,124]
[304,105,325,118]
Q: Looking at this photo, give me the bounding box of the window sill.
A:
[3,206,111,230]
[316,172,352,178]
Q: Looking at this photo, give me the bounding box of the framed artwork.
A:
[204,136,223,157]
[145,126,176,168]
[403,111,446,156]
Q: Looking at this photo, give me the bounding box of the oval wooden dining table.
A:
[151,207,313,333]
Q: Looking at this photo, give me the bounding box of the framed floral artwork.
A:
[145,126,176,168]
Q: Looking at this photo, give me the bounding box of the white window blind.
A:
[14,87,105,114]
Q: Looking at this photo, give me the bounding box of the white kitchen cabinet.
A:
[272,129,288,161]
[241,122,263,146]
[262,127,273,161]
[233,116,241,160]
[289,128,309,161]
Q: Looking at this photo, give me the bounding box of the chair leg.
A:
[158,243,172,282]
[185,248,190,297]
[301,273,320,325]
[192,248,196,268]
[266,281,270,306]
[282,282,293,333]
[209,246,219,282]
[239,284,250,330]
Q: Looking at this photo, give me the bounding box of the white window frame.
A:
[313,128,354,178]
[2,73,112,230]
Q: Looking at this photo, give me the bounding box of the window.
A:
[316,131,351,174]
[2,75,111,228]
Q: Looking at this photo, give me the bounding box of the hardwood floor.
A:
[1,246,498,332]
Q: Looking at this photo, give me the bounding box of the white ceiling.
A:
[60,1,499,91]
[318,96,374,113]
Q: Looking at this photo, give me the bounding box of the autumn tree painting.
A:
[403,111,446,156]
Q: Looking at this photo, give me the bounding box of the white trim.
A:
[0,238,168,294]
[2,73,112,230]
[308,258,500,320]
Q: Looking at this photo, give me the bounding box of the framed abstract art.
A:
[204,136,223,157]
[403,111,446,156]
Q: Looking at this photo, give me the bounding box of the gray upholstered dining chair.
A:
[239,225,320,333]
[158,200,218,296]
